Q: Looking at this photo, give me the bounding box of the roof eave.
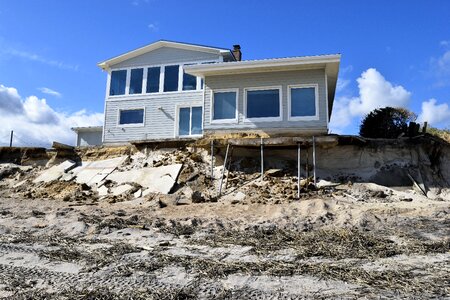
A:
[184,55,341,76]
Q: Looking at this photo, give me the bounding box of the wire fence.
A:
[0,132,48,148]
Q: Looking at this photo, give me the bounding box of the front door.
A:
[178,106,202,137]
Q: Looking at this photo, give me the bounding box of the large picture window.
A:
[119,109,144,125]
[212,90,237,122]
[109,70,127,96]
[289,85,318,120]
[146,67,160,93]
[164,65,179,92]
[178,106,202,136]
[245,88,281,120]
[129,68,143,94]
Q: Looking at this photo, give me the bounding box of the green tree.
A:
[359,107,417,138]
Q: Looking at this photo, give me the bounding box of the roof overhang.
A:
[184,54,341,120]
[97,40,233,70]
[183,54,340,77]
[71,126,103,133]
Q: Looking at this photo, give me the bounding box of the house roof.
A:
[97,40,234,70]
[184,54,341,119]
[183,54,340,76]
[71,126,103,133]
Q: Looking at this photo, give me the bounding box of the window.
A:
[164,65,179,92]
[212,90,237,122]
[182,66,197,91]
[178,106,202,136]
[146,67,160,93]
[119,109,144,125]
[129,68,143,94]
[289,85,318,120]
[109,70,127,96]
[245,88,281,120]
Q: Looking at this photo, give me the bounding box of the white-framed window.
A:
[109,70,127,96]
[288,84,319,121]
[108,60,213,98]
[176,105,203,137]
[118,108,145,126]
[211,89,238,123]
[244,86,282,122]
[129,68,144,94]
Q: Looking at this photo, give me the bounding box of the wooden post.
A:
[260,137,264,181]
[297,143,301,198]
[9,131,13,147]
[218,143,230,196]
[210,140,214,181]
[224,146,234,190]
[312,136,316,186]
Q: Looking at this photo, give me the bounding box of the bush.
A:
[359,107,417,138]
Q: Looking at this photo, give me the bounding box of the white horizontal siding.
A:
[111,47,220,69]
[103,91,203,144]
[203,69,327,133]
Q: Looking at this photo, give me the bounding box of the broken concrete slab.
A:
[265,169,284,177]
[134,189,142,198]
[70,156,127,186]
[33,160,77,183]
[106,164,182,194]
[97,185,109,197]
[112,184,134,196]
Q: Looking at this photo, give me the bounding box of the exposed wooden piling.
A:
[218,143,230,196]
[260,137,264,181]
[297,143,301,198]
[312,136,316,186]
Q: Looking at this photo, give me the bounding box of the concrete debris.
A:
[265,169,284,177]
[70,156,127,186]
[33,160,77,183]
[112,184,134,196]
[134,189,142,198]
[316,180,341,189]
[106,164,182,194]
[97,185,109,197]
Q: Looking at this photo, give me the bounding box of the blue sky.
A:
[0,0,449,146]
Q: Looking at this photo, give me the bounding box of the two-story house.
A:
[73,40,340,146]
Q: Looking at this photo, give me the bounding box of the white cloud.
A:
[38,87,62,98]
[336,78,350,93]
[430,50,450,86]
[1,48,79,71]
[417,98,450,127]
[148,23,159,32]
[0,84,103,147]
[440,40,450,47]
[348,68,411,116]
[330,68,411,133]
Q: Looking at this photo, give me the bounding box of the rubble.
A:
[106,164,182,194]
[0,137,449,298]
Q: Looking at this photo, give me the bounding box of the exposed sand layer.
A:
[0,141,449,299]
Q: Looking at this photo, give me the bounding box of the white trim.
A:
[243,86,283,123]
[159,66,164,93]
[174,103,203,138]
[325,73,329,131]
[117,107,146,127]
[177,65,183,92]
[210,88,239,124]
[287,84,319,121]
[142,67,148,94]
[102,72,110,143]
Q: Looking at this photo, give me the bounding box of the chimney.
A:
[232,44,242,61]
